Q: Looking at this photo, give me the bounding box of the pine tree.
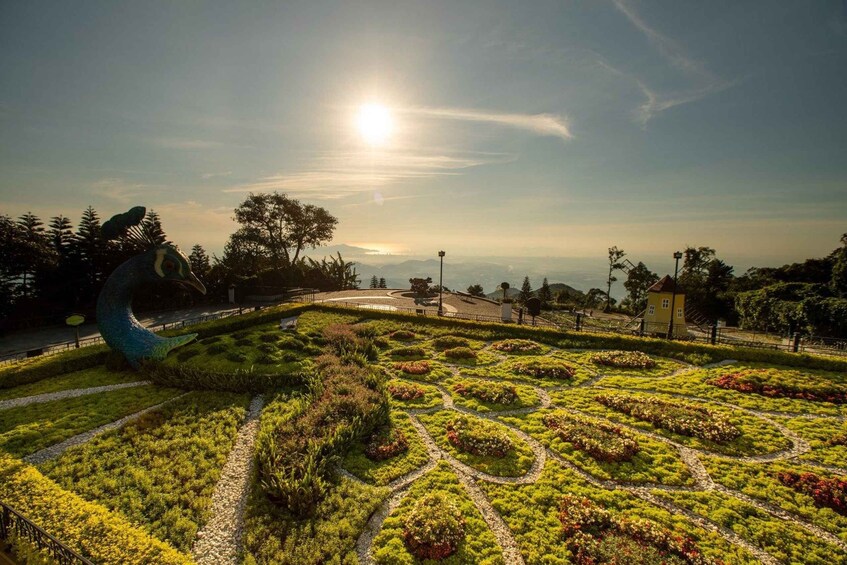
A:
[73,206,105,292]
[370,275,379,289]
[142,210,169,245]
[16,213,53,298]
[518,276,533,305]
[378,277,387,288]
[538,278,552,309]
[189,244,212,278]
[49,215,74,256]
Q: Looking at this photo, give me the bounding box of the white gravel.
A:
[0,381,149,411]
[192,395,265,565]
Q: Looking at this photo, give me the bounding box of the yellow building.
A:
[644,275,687,338]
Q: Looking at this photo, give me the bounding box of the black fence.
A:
[1,502,93,565]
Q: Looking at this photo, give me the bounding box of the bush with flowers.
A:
[589,350,657,369]
[595,394,740,443]
[775,471,847,516]
[491,339,544,354]
[543,411,640,462]
[431,335,470,350]
[444,346,478,360]
[393,360,431,376]
[512,358,576,381]
[387,381,425,401]
[390,346,427,359]
[402,492,466,560]
[365,426,409,461]
[708,368,847,404]
[446,415,513,458]
[453,380,517,405]
[389,330,416,341]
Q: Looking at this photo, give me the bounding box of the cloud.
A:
[89,178,153,203]
[201,171,232,180]
[404,107,573,140]
[152,138,222,150]
[224,150,511,200]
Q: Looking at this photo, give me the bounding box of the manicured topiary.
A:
[446,416,512,458]
[403,493,466,560]
[393,360,431,375]
[444,347,477,360]
[491,339,543,354]
[543,411,640,462]
[589,350,657,369]
[453,380,517,405]
[364,427,409,461]
[432,336,470,350]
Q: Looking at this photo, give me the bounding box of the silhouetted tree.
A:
[188,244,211,279]
[538,278,552,309]
[623,262,659,313]
[370,275,379,289]
[466,284,485,297]
[378,277,387,288]
[518,277,533,305]
[605,246,626,312]
[832,233,847,298]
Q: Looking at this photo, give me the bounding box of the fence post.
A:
[710,323,718,345]
[667,322,674,340]
[639,318,645,337]
[575,313,582,331]
[792,332,801,353]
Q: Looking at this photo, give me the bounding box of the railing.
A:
[1,502,93,565]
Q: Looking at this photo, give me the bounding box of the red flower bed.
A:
[446,416,512,458]
[452,380,517,405]
[589,350,657,369]
[403,493,465,560]
[393,360,431,375]
[776,471,847,516]
[432,335,470,350]
[364,427,409,461]
[708,368,847,404]
[543,411,640,462]
[491,339,543,354]
[388,382,425,401]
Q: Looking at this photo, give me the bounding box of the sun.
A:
[356,103,393,146]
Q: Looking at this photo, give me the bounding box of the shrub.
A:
[323,324,378,361]
[226,351,249,363]
[589,350,656,369]
[453,380,517,405]
[0,346,109,390]
[393,360,431,375]
[235,338,254,347]
[708,368,847,404]
[403,493,465,560]
[388,382,425,400]
[432,336,470,350]
[177,348,200,362]
[364,426,409,461]
[259,333,281,343]
[256,352,281,365]
[491,339,542,354]
[446,416,512,458]
[200,336,222,344]
[543,411,640,462]
[206,343,226,355]
[144,362,304,393]
[776,471,847,516]
[444,347,477,360]
[512,358,575,380]
[390,330,416,341]
[232,330,251,339]
[257,343,278,354]
[391,346,427,358]
[595,394,740,443]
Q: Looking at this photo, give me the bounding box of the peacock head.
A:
[146,245,207,294]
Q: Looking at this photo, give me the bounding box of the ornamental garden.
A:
[1,304,846,564]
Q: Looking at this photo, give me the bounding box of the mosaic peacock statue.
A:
[97,206,206,369]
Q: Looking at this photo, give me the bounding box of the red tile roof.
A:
[648,275,684,294]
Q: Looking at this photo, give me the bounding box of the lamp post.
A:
[438,250,445,316]
[669,251,683,339]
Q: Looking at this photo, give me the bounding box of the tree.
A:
[538,278,552,309]
[231,192,337,272]
[141,210,169,246]
[188,244,211,279]
[49,215,74,257]
[623,262,659,313]
[16,213,54,299]
[585,288,608,310]
[831,233,847,298]
[605,246,626,312]
[467,284,485,297]
[72,206,105,293]
[518,277,533,305]
[303,252,359,290]
[369,275,379,289]
[500,282,510,302]
[378,277,387,288]
[410,277,432,296]
[0,215,26,314]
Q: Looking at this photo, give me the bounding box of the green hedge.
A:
[0,346,109,390]
[0,454,190,564]
[159,303,312,340]
[143,361,306,393]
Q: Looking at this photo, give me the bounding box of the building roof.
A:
[647,275,684,294]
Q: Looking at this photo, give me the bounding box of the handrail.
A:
[0,502,93,565]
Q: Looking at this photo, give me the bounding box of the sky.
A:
[1,0,846,272]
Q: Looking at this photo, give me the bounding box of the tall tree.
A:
[518,276,533,305]
[378,277,387,288]
[605,246,626,312]
[466,284,485,297]
[0,215,25,313]
[231,192,337,271]
[369,275,379,289]
[16,213,54,299]
[188,244,211,278]
[623,262,659,313]
[49,215,74,257]
[72,206,105,294]
[538,278,552,309]
[831,233,847,298]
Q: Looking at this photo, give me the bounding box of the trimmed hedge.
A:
[143,361,306,393]
[0,346,109,390]
[0,454,189,564]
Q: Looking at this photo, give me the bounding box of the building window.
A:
[648,305,655,315]
[677,307,684,319]
[661,298,669,309]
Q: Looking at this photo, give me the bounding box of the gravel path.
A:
[24,393,187,465]
[192,395,265,565]
[0,381,149,411]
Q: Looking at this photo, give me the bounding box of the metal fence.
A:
[1,502,93,565]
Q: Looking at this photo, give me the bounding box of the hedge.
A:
[0,346,109,390]
[142,361,306,393]
[0,454,190,565]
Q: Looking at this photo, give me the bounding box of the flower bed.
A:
[589,350,656,369]
[512,358,575,380]
[491,339,543,354]
[391,346,427,358]
[388,382,425,400]
[595,394,740,443]
[403,492,466,560]
[393,360,431,375]
[432,336,470,350]
[444,347,477,360]
[558,495,714,565]
[708,368,847,404]
[452,380,517,405]
[543,411,640,462]
[446,415,512,458]
[776,471,847,516]
[390,330,416,341]
[365,427,409,461]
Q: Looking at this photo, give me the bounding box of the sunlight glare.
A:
[356,103,393,146]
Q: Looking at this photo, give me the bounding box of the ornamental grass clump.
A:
[323,323,379,362]
[364,426,409,461]
[558,495,714,565]
[512,358,575,380]
[393,360,431,375]
[403,493,466,560]
[444,347,477,360]
[491,339,543,354]
[388,382,425,400]
[446,415,512,457]
[432,336,470,350]
[776,471,847,516]
[543,411,640,462]
[453,380,517,405]
[589,350,656,369]
[708,368,847,404]
[595,394,740,443]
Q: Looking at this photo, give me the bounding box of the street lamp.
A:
[669,251,683,339]
[438,250,446,315]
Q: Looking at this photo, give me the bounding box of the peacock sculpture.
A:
[97,206,206,369]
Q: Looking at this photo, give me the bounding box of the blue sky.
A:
[1,1,845,268]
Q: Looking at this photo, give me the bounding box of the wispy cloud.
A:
[89,178,154,203]
[201,171,232,180]
[403,107,573,140]
[152,137,222,150]
[224,150,512,200]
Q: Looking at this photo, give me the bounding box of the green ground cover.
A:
[488,338,551,356]
[437,347,501,367]
[385,377,443,409]
[40,391,251,552]
[342,411,430,486]
[502,409,695,486]
[550,388,791,456]
[466,354,597,388]
[370,461,505,565]
[780,416,847,468]
[0,365,144,401]
[445,375,541,413]
[384,359,454,383]
[0,385,180,457]
[417,410,535,476]
[555,350,685,379]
